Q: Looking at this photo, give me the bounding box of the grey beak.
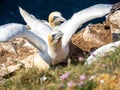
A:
[52,32,63,40]
[54,16,66,24]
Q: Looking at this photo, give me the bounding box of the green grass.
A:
[1,47,120,90]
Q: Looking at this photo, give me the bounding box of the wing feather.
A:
[19,7,52,43]
[86,41,120,64]
[59,4,112,46]
[0,23,47,52]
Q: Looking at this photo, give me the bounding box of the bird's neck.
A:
[47,41,62,65]
[49,21,56,27]
[49,41,62,52]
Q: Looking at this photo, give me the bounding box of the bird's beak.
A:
[55,32,64,40]
[54,16,66,24]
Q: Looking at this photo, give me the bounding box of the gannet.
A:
[19,7,66,28]
[0,3,119,65]
[48,11,66,27]
[86,41,120,64]
[0,23,63,65]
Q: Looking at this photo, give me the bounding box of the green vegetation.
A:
[1,47,120,90]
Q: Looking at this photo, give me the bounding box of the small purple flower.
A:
[60,72,70,81]
[77,81,84,87]
[78,56,84,62]
[79,75,86,81]
[67,80,75,88]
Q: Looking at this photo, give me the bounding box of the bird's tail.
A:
[111,2,120,12]
[19,7,38,28]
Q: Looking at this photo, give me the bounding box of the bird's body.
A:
[86,41,120,64]
[0,3,119,66]
[0,23,65,65]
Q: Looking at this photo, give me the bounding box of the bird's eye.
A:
[60,21,64,24]
[52,34,56,39]
[53,16,58,20]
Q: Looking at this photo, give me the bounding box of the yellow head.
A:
[48,11,66,27]
[48,30,63,51]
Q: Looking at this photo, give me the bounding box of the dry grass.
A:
[0,47,120,90]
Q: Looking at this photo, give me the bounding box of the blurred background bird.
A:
[0,0,119,25]
[86,41,120,64]
[19,7,66,29]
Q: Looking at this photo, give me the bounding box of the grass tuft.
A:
[1,47,120,90]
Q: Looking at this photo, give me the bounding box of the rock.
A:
[70,23,112,52]
[107,10,120,30]
[0,38,49,78]
[85,10,120,64]
[106,10,120,41]
[0,43,17,55]
[70,10,120,60]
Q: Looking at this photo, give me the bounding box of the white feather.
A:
[0,4,114,65]
[86,41,120,64]
[19,7,52,44]
[0,23,47,51]
[59,4,112,46]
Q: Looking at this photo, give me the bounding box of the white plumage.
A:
[19,7,66,28]
[86,41,120,64]
[0,4,114,66]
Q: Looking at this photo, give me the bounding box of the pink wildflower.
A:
[77,81,84,87]
[78,56,84,62]
[79,75,86,81]
[60,72,70,81]
[67,80,75,88]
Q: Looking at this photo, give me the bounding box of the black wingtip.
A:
[111,2,120,13]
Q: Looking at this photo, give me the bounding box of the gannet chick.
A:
[18,3,120,64]
[86,41,120,64]
[19,7,66,28]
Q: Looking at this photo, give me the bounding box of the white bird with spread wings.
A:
[0,3,118,66]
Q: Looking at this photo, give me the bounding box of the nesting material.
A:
[0,39,49,78]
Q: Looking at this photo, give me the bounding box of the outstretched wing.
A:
[0,23,47,52]
[59,4,113,46]
[86,41,120,64]
[19,7,52,43]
